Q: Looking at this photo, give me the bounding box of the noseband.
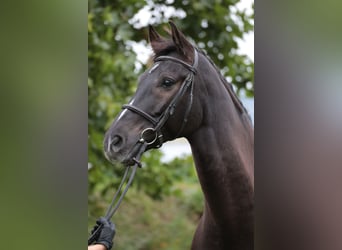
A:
[122,49,199,148]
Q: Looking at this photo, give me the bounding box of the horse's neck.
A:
[187,69,254,233]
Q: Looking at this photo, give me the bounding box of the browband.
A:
[155,51,198,74]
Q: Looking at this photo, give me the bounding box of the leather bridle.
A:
[88,49,199,246]
[123,48,199,148]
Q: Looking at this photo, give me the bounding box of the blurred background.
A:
[2,0,342,248]
[88,0,254,249]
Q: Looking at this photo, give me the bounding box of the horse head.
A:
[104,22,203,166]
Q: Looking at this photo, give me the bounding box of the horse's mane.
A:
[151,39,250,119]
[196,49,249,116]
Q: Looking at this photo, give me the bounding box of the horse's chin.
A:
[104,150,125,165]
[104,146,143,167]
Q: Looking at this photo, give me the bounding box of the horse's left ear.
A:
[169,21,194,63]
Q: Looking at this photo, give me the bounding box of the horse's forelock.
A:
[151,39,177,58]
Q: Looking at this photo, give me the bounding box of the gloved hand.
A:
[91,217,116,250]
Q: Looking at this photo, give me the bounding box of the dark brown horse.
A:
[104,22,254,250]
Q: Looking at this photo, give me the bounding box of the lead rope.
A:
[88,142,147,245]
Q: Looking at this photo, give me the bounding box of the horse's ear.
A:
[149,25,165,53]
[169,21,194,62]
[148,25,162,42]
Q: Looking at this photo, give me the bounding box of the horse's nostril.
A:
[110,135,123,151]
[112,136,120,145]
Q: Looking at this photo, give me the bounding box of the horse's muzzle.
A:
[104,133,147,167]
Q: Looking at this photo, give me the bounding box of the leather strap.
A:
[122,104,158,126]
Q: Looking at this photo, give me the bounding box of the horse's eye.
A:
[162,78,175,88]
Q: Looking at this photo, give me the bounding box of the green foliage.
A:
[89,155,204,249]
[88,0,254,248]
[134,153,197,199]
[89,189,200,250]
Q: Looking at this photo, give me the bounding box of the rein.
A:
[88,49,199,246]
[88,141,146,245]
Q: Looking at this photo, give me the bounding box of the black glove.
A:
[91,217,116,250]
